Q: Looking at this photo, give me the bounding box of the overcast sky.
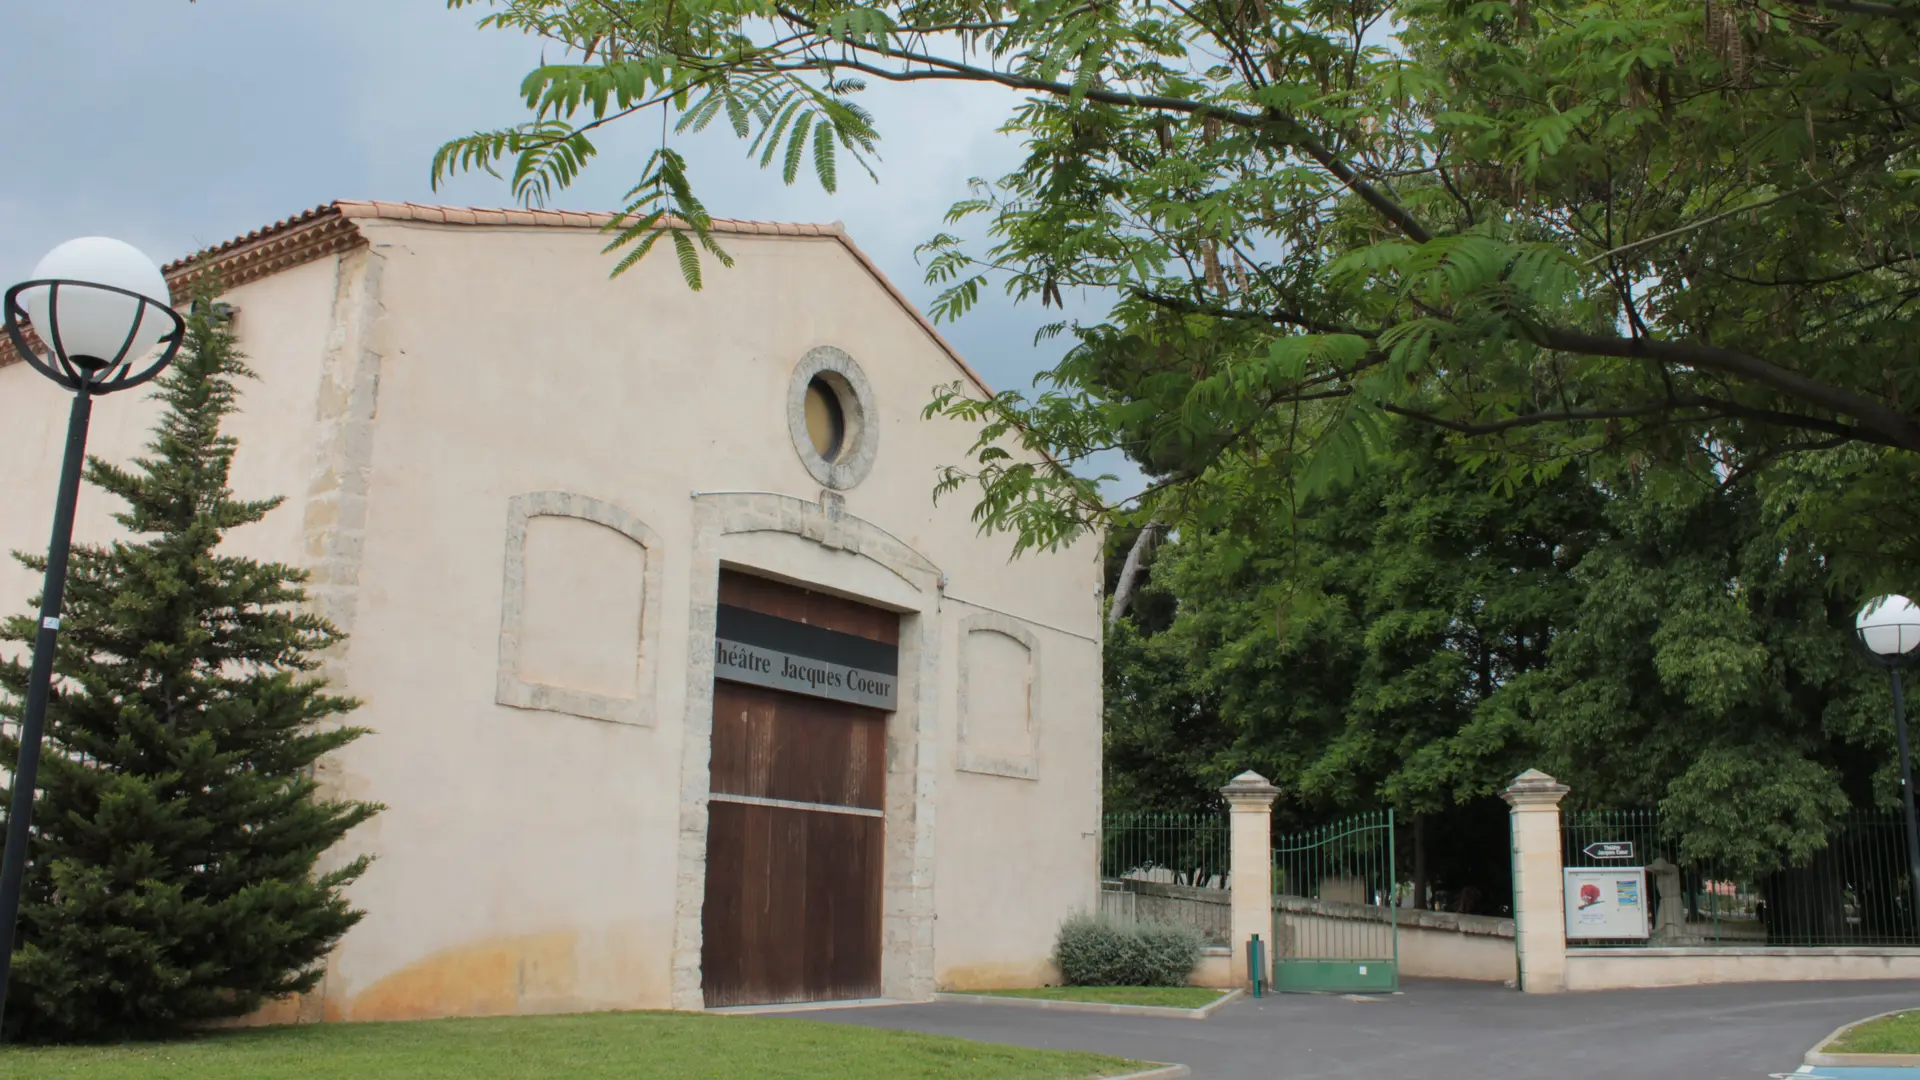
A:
[1,0,1110,411]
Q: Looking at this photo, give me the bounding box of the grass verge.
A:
[0,1010,1139,1080]
[1831,1009,1920,1054]
[964,987,1228,1009]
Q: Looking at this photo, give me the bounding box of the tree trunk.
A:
[1107,518,1165,630]
[1413,813,1430,911]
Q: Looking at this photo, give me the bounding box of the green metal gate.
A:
[1271,810,1399,993]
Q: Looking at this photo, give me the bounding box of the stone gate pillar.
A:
[1222,771,1281,988]
[1503,768,1571,993]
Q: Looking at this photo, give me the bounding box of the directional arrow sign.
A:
[1583,842,1634,860]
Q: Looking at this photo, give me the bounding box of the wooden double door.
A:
[700,571,896,1008]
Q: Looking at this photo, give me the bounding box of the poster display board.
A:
[1563,867,1651,940]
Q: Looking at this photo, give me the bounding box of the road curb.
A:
[1099,1064,1191,1079]
[1804,1005,1920,1067]
[933,989,1242,1020]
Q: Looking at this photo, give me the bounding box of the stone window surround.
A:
[669,491,942,1009]
[786,346,879,491]
[495,490,665,727]
[955,613,1042,781]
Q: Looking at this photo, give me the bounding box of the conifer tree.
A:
[0,294,378,1041]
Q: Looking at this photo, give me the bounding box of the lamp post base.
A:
[1893,668,1920,927]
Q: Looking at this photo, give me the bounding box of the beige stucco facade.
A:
[0,203,1104,1022]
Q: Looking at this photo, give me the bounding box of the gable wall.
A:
[314,220,1102,1016]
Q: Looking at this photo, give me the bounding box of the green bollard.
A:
[1248,933,1265,998]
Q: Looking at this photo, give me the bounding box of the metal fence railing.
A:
[1561,808,1920,947]
[1100,811,1230,943]
[1101,811,1230,890]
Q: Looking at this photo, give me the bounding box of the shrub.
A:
[1053,912,1205,987]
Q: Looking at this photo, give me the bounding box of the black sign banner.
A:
[713,603,899,710]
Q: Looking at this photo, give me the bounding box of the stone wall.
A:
[1100,879,1231,944]
[1565,947,1920,990]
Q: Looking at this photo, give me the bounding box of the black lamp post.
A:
[1857,594,1920,923]
[0,237,184,1030]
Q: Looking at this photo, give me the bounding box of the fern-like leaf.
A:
[784,115,815,185]
[813,119,839,193]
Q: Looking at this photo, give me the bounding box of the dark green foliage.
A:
[1105,419,1893,892]
[0,298,379,1041]
[1107,423,1594,811]
[1102,618,1231,814]
[1538,469,1887,876]
[1052,913,1204,988]
[1764,446,1920,603]
[1101,422,1600,908]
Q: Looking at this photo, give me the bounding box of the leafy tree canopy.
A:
[1107,424,1892,879]
[441,0,1920,561]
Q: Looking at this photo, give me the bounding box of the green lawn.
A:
[1831,1009,1920,1054]
[0,1010,1139,1080]
[965,987,1229,1009]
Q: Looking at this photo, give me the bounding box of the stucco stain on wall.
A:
[345,932,581,1021]
[938,960,1062,991]
[334,926,672,1022]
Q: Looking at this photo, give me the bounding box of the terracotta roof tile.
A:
[6,200,992,396]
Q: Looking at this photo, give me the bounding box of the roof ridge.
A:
[11,201,989,397]
[327,200,844,241]
[154,201,848,276]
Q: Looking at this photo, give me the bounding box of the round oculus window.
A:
[787,346,877,490]
[804,376,846,462]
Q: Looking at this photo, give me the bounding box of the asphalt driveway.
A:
[806,979,1920,1080]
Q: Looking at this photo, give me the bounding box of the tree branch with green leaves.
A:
[439,0,1920,550]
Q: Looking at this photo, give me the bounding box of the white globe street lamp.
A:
[1857,594,1920,917]
[1858,595,1920,662]
[0,238,185,1029]
[10,238,183,391]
